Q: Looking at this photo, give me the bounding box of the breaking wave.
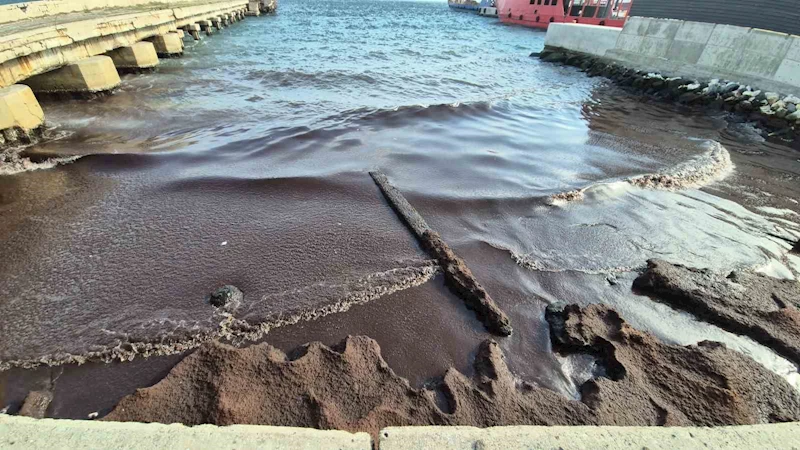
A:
[0,147,81,176]
[550,141,733,205]
[489,243,644,276]
[0,261,440,371]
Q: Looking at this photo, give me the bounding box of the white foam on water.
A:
[755,259,796,281]
[757,206,799,217]
[549,140,733,205]
[0,262,440,371]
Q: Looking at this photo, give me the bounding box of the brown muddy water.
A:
[2,0,800,420]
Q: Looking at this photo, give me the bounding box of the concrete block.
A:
[644,19,681,40]
[674,21,715,44]
[774,58,800,88]
[247,0,261,15]
[743,29,793,58]
[106,42,159,70]
[150,34,183,56]
[543,23,621,57]
[786,35,800,62]
[736,51,786,78]
[665,40,706,65]
[697,44,743,72]
[621,16,652,36]
[170,29,186,39]
[706,23,750,49]
[637,36,672,58]
[0,84,45,132]
[614,33,644,54]
[0,416,371,450]
[24,56,121,93]
[380,423,800,450]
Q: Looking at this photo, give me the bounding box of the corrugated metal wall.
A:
[629,0,800,36]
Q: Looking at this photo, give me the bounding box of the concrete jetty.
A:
[0,0,275,146]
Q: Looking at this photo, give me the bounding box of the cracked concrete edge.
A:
[379,424,800,450]
[0,415,371,450]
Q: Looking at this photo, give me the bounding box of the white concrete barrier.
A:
[544,23,622,58]
[379,423,800,450]
[543,17,800,93]
[0,416,371,450]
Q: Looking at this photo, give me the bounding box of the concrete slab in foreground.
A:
[380,424,800,450]
[0,415,371,450]
[3,415,799,449]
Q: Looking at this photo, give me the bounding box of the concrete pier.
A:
[0,85,44,143]
[199,20,215,35]
[149,34,184,57]
[106,42,160,71]
[247,1,261,16]
[0,0,251,89]
[23,56,121,94]
[212,17,224,30]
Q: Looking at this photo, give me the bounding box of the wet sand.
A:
[101,304,800,439]
[2,0,800,432]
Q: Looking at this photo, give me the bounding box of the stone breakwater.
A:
[535,47,800,147]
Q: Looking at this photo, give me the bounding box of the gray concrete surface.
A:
[0,415,371,450]
[544,17,800,94]
[380,423,800,450]
[3,415,799,449]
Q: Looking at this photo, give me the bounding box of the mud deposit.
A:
[634,259,800,365]
[104,304,800,437]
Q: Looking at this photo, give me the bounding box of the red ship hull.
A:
[499,0,632,30]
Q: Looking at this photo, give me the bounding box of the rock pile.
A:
[535,47,800,144]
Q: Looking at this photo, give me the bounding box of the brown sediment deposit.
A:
[633,259,800,366]
[369,171,512,336]
[103,304,800,437]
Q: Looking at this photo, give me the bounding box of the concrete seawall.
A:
[544,18,800,94]
[0,0,275,146]
[2,415,800,449]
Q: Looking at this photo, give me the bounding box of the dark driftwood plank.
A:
[370,171,512,336]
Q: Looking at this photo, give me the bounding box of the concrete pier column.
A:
[171,29,186,40]
[23,56,121,94]
[149,34,184,57]
[106,42,159,72]
[199,20,214,35]
[246,1,261,16]
[185,24,201,41]
[0,84,44,144]
[223,14,231,25]
[211,17,224,30]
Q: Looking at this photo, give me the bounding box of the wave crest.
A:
[550,141,733,205]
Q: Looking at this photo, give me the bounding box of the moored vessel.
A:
[499,0,633,29]
[448,0,496,13]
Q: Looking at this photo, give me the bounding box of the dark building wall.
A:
[629,0,800,36]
